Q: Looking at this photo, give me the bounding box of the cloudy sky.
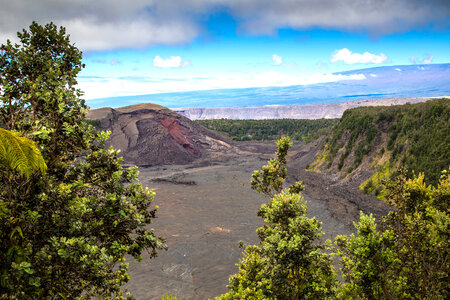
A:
[1,0,449,100]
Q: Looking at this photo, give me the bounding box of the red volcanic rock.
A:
[87,103,232,166]
[160,116,200,157]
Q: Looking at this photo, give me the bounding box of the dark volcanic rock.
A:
[87,103,233,166]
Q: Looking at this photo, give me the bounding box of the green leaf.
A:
[10,226,24,240]
[0,128,47,177]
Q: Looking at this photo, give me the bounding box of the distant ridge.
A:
[174,98,434,120]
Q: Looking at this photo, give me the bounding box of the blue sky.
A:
[1,0,449,101]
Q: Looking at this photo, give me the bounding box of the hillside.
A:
[309,98,449,196]
[86,103,234,166]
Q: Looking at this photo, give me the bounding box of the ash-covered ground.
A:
[125,141,390,299]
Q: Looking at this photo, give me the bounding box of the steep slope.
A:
[308,99,449,196]
[87,103,233,166]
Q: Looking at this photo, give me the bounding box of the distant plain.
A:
[88,64,450,109]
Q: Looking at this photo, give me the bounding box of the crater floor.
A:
[125,141,389,299]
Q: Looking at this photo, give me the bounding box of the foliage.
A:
[222,136,449,299]
[386,100,449,184]
[326,106,380,173]
[359,161,392,198]
[305,146,329,172]
[335,171,449,299]
[0,128,47,178]
[218,137,337,299]
[161,294,181,300]
[313,99,449,194]
[0,22,164,299]
[196,118,337,142]
[86,118,102,129]
[250,137,290,197]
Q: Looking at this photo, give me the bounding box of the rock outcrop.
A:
[87,103,232,166]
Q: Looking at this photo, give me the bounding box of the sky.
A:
[1,0,449,101]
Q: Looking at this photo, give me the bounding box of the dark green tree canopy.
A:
[1,22,84,129]
[0,22,165,299]
[335,171,449,299]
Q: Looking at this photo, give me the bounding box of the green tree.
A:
[196,118,338,142]
[335,171,449,299]
[0,22,165,299]
[218,137,337,299]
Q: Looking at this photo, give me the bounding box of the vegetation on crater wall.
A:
[312,99,449,195]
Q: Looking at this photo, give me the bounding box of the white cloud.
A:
[271,54,297,67]
[369,74,377,77]
[423,54,433,64]
[330,48,388,65]
[0,1,201,51]
[272,54,283,66]
[226,0,450,37]
[181,60,191,67]
[1,1,448,51]
[63,18,198,51]
[152,56,190,68]
[316,61,328,69]
[410,54,434,65]
[395,68,402,71]
[78,71,366,100]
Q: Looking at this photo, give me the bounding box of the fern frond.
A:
[0,128,47,178]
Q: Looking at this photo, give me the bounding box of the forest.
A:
[1,23,449,299]
[311,99,450,197]
[196,118,338,142]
